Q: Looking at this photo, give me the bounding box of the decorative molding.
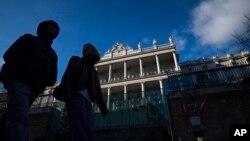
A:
[104,43,133,58]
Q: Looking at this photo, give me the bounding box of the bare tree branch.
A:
[233,14,250,50]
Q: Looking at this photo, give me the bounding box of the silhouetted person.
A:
[0,20,60,141]
[56,43,108,141]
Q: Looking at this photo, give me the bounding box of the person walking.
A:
[55,43,108,141]
[0,20,60,141]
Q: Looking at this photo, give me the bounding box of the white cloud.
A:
[190,0,250,48]
[171,31,187,51]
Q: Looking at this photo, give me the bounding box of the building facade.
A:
[164,51,250,141]
[96,37,178,113]
[1,37,249,141]
[0,37,178,141]
[92,37,178,141]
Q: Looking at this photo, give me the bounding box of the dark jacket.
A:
[3,34,57,94]
[62,56,107,113]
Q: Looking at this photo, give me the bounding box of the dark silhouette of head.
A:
[37,20,60,41]
[83,43,101,64]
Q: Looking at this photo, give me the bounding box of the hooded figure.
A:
[0,20,60,141]
[2,20,59,93]
[37,20,60,43]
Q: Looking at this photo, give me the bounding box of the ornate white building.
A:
[95,37,179,110]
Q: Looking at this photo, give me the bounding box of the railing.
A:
[141,43,173,52]
[0,88,170,141]
[181,62,248,73]
[99,68,180,84]
[94,89,168,129]
[0,93,63,112]
[164,64,250,93]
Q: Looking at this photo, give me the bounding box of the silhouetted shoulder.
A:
[70,56,80,61]
[20,33,35,40]
[9,34,35,45]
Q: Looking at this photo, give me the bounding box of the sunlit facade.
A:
[91,37,178,140]
[95,37,179,112]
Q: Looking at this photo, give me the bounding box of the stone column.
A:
[139,58,143,76]
[141,82,145,98]
[159,80,164,95]
[107,87,111,109]
[124,61,127,79]
[141,82,145,105]
[159,79,167,118]
[155,55,161,74]
[108,64,112,81]
[173,52,179,71]
[124,85,127,109]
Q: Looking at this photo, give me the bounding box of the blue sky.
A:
[1,0,250,82]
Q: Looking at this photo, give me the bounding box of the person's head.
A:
[82,43,101,64]
[37,20,60,41]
